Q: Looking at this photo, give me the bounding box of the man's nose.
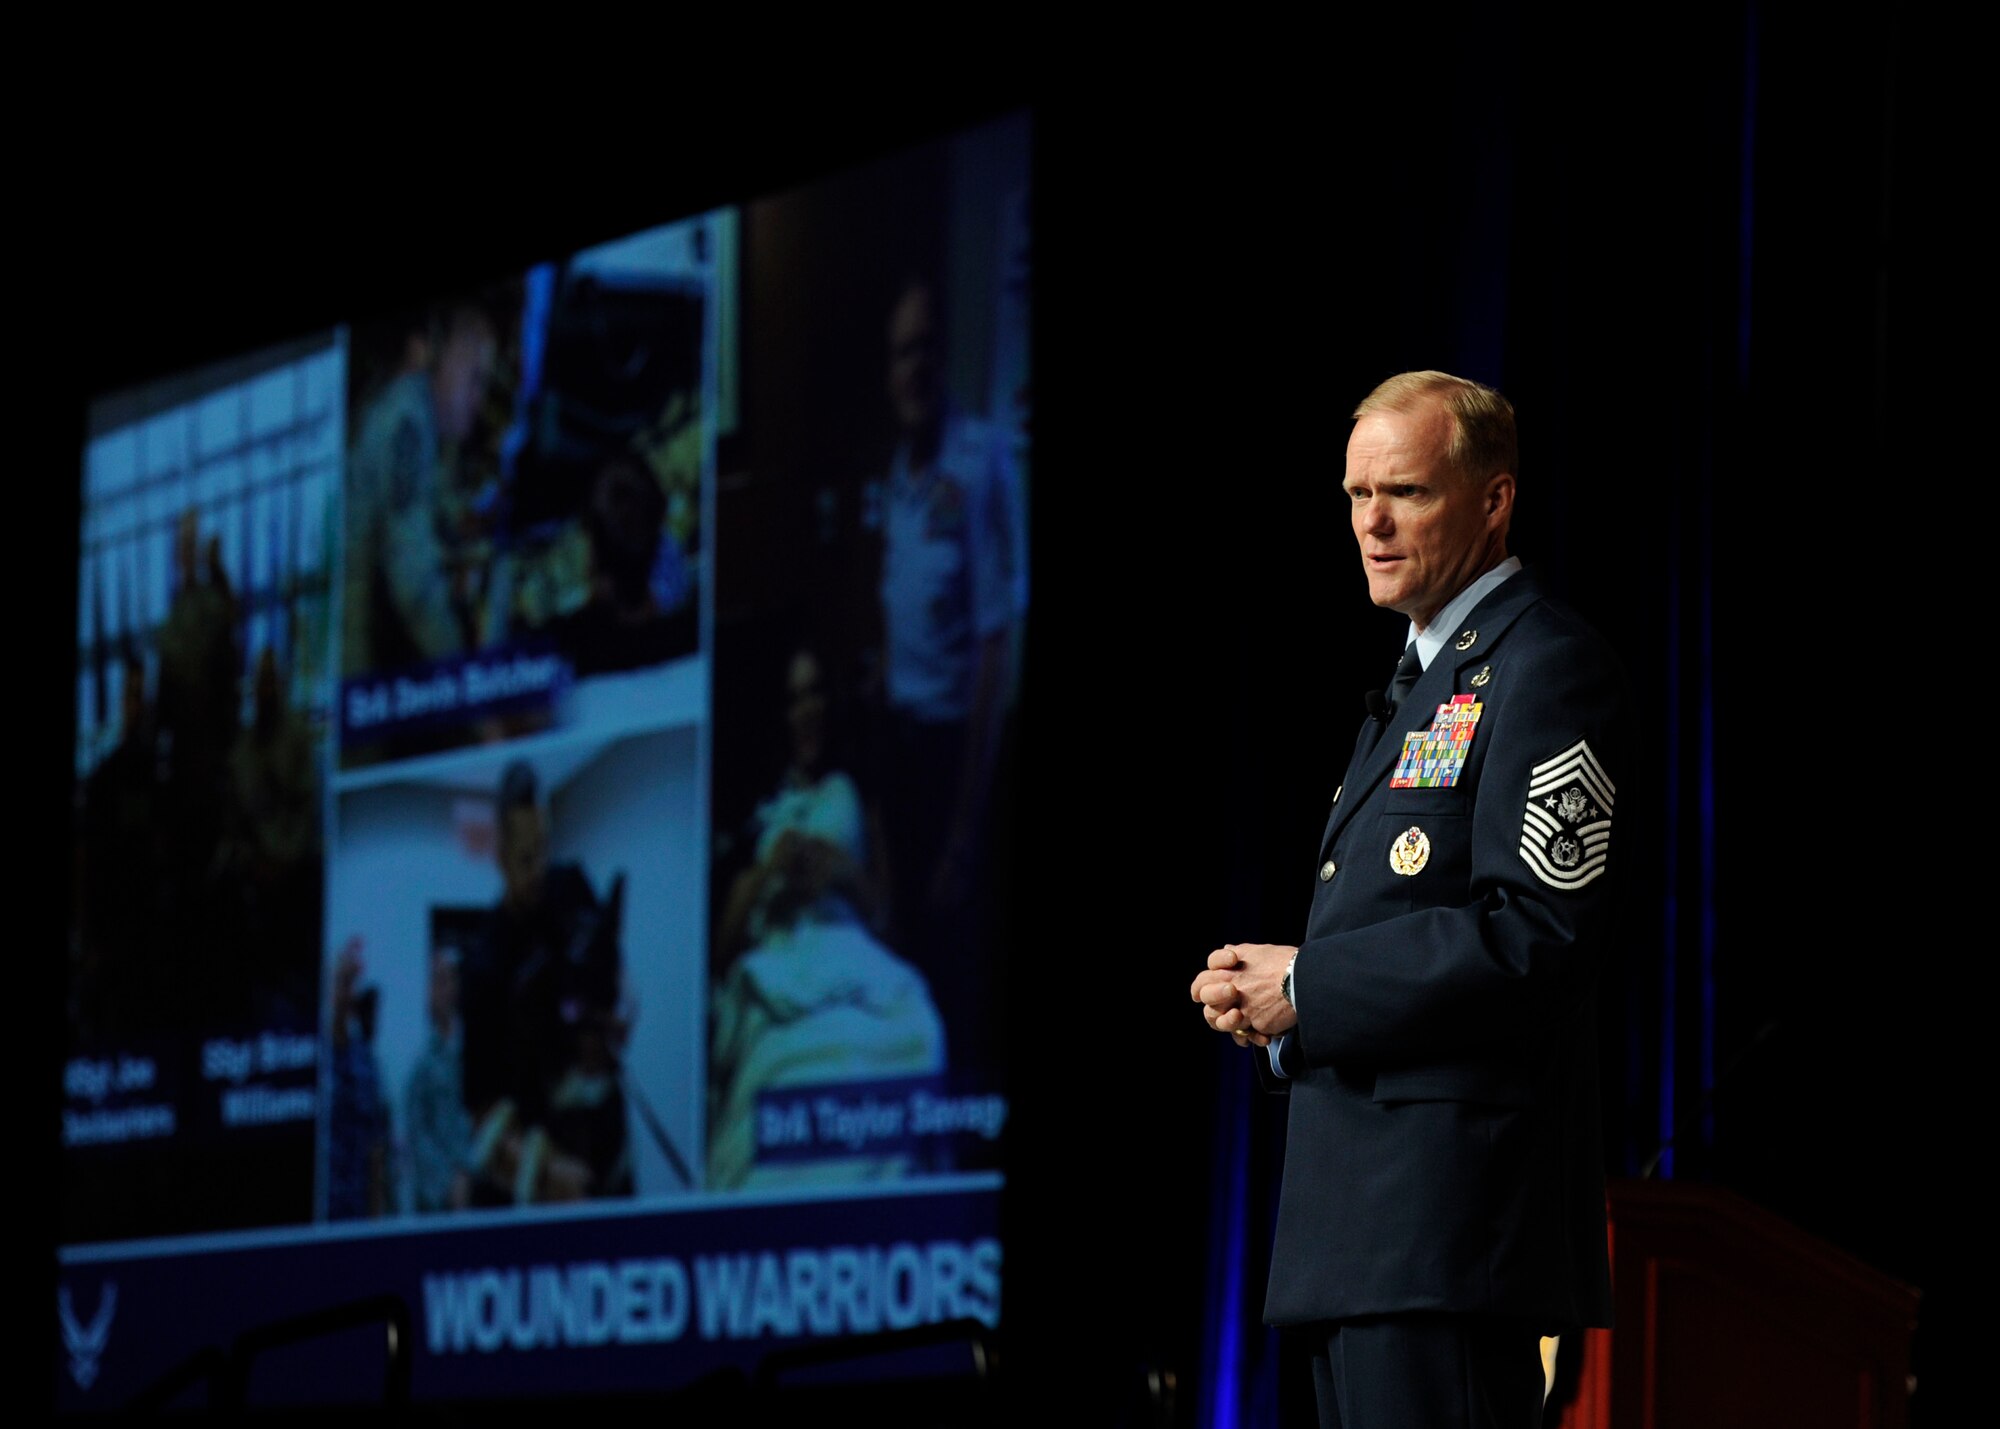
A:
[1361,501,1393,536]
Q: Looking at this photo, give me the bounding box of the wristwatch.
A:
[1280,950,1298,1007]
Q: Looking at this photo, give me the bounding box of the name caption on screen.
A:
[345,653,564,732]
[64,1054,156,1104]
[201,1032,317,1084]
[203,1032,319,1126]
[760,1089,1008,1154]
[62,1054,177,1145]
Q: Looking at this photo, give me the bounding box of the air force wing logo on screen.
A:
[1520,739,1613,890]
[60,1282,117,1390]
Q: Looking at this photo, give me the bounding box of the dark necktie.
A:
[1385,641,1424,720]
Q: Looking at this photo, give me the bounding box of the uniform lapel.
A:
[1320,569,1549,857]
[1321,656,1455,853]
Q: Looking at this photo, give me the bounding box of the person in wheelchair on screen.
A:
[707,647,945,1191]
[459,760,634,1205]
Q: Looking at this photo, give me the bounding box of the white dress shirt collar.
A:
[1407,556,1523,669]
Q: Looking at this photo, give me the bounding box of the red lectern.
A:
[1555,1179,1920,1429]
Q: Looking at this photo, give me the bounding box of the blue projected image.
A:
[58,109,1029,1414]
[323,725,704,1220]
[338,211,722,770]
[67,336,344,1246]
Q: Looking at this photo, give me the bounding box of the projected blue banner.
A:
[56,1182,1001,1410]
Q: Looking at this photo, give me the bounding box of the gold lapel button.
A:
[1455,629,1477,651]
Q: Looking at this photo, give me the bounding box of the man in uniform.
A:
[459,760,631,1204]
[872,276,1020,1076]
[1192,371,1627,1428]
[343,304,496,676]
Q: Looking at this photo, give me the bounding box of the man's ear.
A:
[1485,472,1516,525]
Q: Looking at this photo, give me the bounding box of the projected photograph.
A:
[322,726,705,1218]
[65,335,342,1244]
[338,213,724,769]
[707,112,1028,1192]
[58,109,1022,1416]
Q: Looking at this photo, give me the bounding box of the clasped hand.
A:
[1190,943,1298,1048]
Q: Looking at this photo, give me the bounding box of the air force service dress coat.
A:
[1261,568,1626,1334]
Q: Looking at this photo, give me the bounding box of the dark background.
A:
[29,12,1964,1423]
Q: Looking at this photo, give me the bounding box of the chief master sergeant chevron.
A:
[1191,371,1628,1429]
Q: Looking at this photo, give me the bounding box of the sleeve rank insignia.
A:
[1520,738,1615,890]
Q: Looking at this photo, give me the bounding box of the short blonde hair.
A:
[1353,371,1517,484]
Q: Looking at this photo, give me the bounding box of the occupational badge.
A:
[1389,825,1431,876]
[1390,695,1484,788]
[1470,665,1492,687]
[1519,738,1614,890]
